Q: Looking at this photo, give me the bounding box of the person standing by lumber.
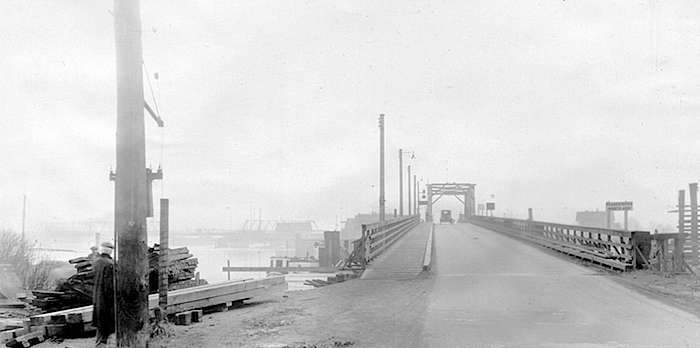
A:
[89,246,99,260]
[92,241,115,347]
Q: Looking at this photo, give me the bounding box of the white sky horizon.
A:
[2,1,700,237]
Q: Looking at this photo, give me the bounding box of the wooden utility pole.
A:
[407,165,412,216]
[413,174,417,215]
[691,183,698,265]
[426,183,433,222]
[21,195,26,240]
[159,199,169,310]
[398,149,403,216]
[378,114,385,223]
[114,0,149,345]
[676,189,686,271]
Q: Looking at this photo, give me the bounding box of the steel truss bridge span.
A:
[426,183,475,222]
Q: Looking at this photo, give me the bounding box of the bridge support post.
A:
[426,184,433,222]
[677,189,686,270]
[414,174,418,216]
[691,183,698,265]
[398,149,403,216]
[463,192,468,219]
[114,0,149,344]
[378,114,385,223]
[407,165,412,217]
[159,198,169,311]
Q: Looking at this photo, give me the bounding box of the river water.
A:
[36,239,327,291]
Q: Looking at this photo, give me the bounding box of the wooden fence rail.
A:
[344,215,420,269]
[468,216,650,271]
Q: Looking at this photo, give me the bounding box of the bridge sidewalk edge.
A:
[423,223,435,271]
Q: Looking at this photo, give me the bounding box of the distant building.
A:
[275,221,314,237]
[294,235,322,258]
[340,212,379,241]
[576,210,616,229]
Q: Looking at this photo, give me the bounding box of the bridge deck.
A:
[361,222,432,280]
[423,223,700,347]
[72,222,700,347]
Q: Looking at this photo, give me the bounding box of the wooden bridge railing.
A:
[468,215,650,271]
[343,215,420,269]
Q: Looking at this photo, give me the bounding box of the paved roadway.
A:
[422,223,700,347]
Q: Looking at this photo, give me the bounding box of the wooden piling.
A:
[114,0,149,345]
[691,183,698,265]
[676,190,686,271]
[159,199,169,310]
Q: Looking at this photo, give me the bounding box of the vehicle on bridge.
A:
[440,210,454,224]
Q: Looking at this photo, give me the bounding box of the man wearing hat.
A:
[92,241,115,347]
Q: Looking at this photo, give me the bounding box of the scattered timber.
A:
[222,266,338,273]
[29,244,207,312]
[19,276,285,342]
[302,272,358,288]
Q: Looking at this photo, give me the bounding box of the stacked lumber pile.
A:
[0,319,46,348]
[29,256,96,312]
[24,276,286,341]
[148,245,207,292]
[30,245,207,313]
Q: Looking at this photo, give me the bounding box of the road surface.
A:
[423,223,700,347]
[38,222,700,347]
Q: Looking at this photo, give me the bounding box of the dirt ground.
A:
[613,268,700,317]
[37,272,434,348]
[31,260,700,347]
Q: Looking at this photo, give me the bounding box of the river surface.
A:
[35,238,326,291]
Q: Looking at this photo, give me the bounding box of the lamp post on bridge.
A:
[407,164,412,217]
[413,174,418,216]
[378,114,386,223]
[398,149,415,216]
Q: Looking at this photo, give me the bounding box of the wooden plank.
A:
[68,257,90,264]
[0,330,14,345]
[0,319,24,332]
[30,276,286,326]
[222,267,337,273]
[190,309,203,323]
[165,284,284,314]
[161,276,284,306]
[45,324,66,337]
[174,312,192,326]
[5,330,45,348]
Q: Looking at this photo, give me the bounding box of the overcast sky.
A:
[2,0,700,235]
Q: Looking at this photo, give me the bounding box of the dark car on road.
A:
[440,210,454,224]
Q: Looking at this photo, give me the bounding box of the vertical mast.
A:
[378,114,385,223]
[398,149,403,216]
[413,174,417,215]
[21,195,26,239]
[407,165,412,215]
[114,0,149,345]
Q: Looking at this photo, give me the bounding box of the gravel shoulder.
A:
[611,269,700,318]
[38,222,435,348]
[157,272,434,348]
